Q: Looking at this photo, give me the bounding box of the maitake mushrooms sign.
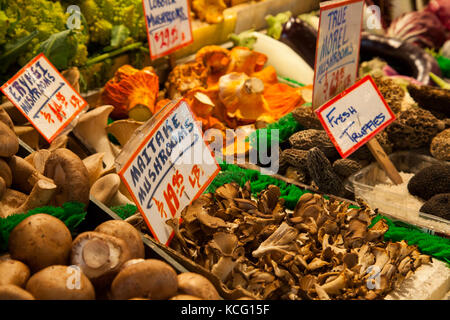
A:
[0,53,87,142]
[119,99,220,245]
[142,0,194,60]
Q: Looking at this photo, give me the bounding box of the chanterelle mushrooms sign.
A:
[118,99,220,245]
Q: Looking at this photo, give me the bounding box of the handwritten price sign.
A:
[312,0,364,109]
[142,0,194,60]
[315,75,396,158]
[1,53,87,142]
[119,100,220,245]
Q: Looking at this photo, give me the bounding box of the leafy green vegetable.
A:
[0,30,39,72]
[228,30,257,49]
[430,72,450,89]
[110,25,131,49]
[37,30,77,70]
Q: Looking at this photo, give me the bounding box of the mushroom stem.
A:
[11,180,57,215]
[73,105,119,169]
[8,156,54,193]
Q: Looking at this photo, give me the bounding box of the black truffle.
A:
[407,164,450,200]
[420,193,450,221]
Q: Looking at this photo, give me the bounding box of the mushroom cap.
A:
[26,265,95,300]
[89,173,121,205]
[0,259,30,287]
[44,148,90,206]
[9,214,72,272]
[0,284,35,300]
[177,272,221,300]
[111,259,178,300]
[408,164,450,200]
[71,231,132,282]
[94,220,145,260]
[170,294,203,300]
[0,121,19,157]
[82,152,105,187]
[0,158,12,187]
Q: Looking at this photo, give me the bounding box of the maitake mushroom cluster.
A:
[169,183,431,300]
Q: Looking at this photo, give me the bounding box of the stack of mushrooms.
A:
[0,215,221,300]
[168,183,432,300]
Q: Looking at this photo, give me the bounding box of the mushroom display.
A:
[168,183,432,300]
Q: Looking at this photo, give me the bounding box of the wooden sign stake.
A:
[367,139,403,185]
[169,54,176,69]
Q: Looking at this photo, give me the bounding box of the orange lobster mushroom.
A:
[101,65,159,121]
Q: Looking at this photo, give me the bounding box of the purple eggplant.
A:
[280,17,317,69]
[360,34,441,85]
[279,18,441,85]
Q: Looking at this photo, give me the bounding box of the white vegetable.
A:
[251,32,314,85]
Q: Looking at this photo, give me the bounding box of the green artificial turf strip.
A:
[370,215,450,264]
[0,202,87,252]
[247,112,303,151]
[111,204,138,220]
[206,163,310,210]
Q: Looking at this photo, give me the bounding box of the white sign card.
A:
[315,75,396,158]
[142,0,194,60]
[313,0,364,109]
[1,53,87,142]
[119,99,220,245]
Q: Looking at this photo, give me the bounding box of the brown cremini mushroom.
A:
[71,231,132,286]
[9,214,72,272]
[94,220,145,260]
[177,272,221,300]
[44,148,90,206]
[0,120,19,157]
[0,259,30,287]
[26,265,95,300]
[0,284,35,300]
[111,259,178,300]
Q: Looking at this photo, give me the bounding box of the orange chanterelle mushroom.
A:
[101,65,159,121]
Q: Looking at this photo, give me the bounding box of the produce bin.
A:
[347,151,450,236]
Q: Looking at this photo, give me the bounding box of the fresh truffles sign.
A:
[119,100,220,245]
[0,53,87,142]
[142,0,193,60]
[315,75,396,158]
[313,0,364,109]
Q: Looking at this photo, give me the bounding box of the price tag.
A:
[315,75,396,158]
[312,0,364,109]
[142,0,194,60]
[118,99,220,245]
[0,53,87,143]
